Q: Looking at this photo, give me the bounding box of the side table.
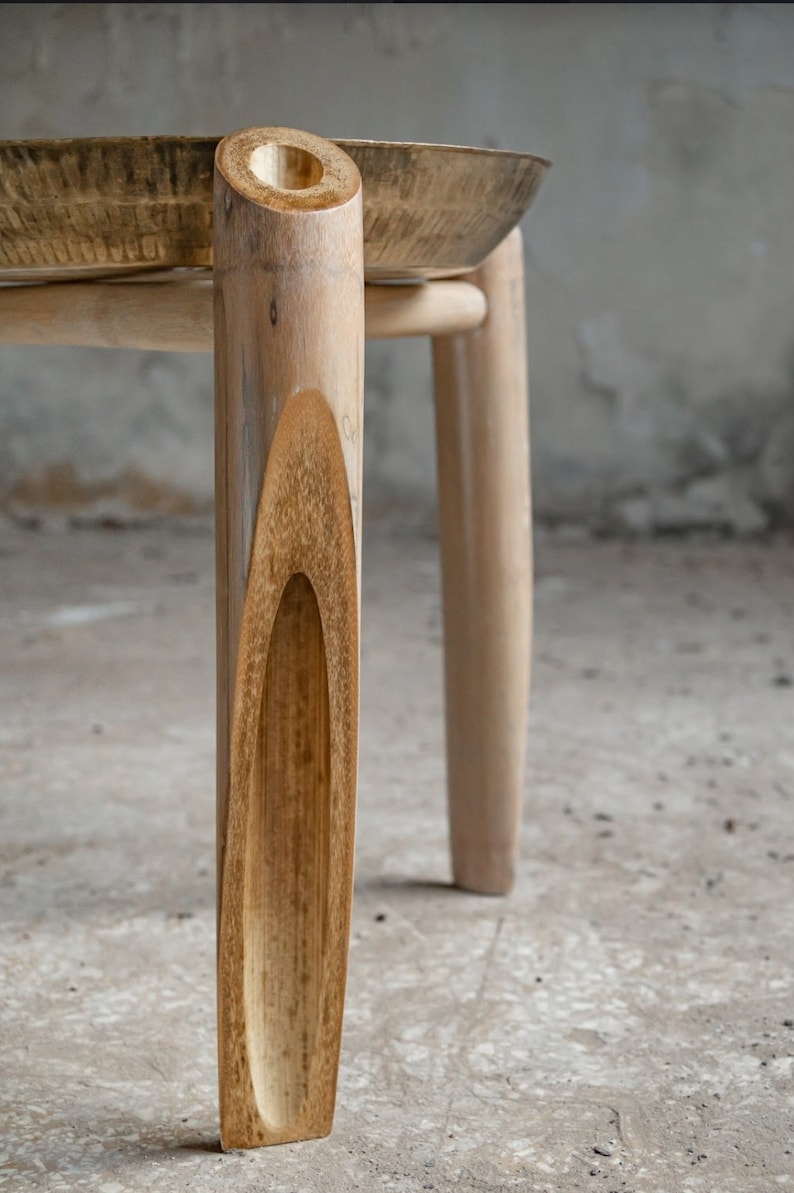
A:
[0,127,549,1147]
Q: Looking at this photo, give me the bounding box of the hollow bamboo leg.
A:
[431,227,532,896]
[214,128,364,1148]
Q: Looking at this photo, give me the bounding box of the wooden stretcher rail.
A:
[0,277,487,351]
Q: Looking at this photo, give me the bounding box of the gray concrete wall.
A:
[2,3,794,532]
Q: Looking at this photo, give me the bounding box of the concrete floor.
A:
[1,517,793,1192]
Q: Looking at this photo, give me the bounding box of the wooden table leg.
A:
[214,128,364,1147]
[432,227,532,896]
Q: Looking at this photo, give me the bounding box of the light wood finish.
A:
[0,136,548,282]
[364,280,487,338]
[214,128,364,1148]
[1,127,549,1148]
[0,277,487,351]
[0,279,213,351]
[432,227,532,896]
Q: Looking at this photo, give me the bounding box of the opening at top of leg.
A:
[249,143,325,192]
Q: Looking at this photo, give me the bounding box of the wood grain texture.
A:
[363,279,488,338]
[221,391,358,1146]
[214,128,363,1148]
[0,137,216,278]
[0,277,486,351]
[0,278,213,351]
[0,135,548,281]
[347,140,548,279]
[432,228,532,895]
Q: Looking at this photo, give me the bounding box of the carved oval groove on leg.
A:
[245,571,330,1130]
[218,389,358,1147]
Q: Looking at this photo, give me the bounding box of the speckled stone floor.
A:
[1,517,793,1192]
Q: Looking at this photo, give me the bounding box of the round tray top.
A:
[0,135,549,282]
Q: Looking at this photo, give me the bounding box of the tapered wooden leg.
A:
[432,227,532,895]
[214,128,364,1148]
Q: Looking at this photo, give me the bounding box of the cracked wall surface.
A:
[1,3,794,531]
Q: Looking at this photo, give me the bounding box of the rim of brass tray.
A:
[0,134,550,282]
